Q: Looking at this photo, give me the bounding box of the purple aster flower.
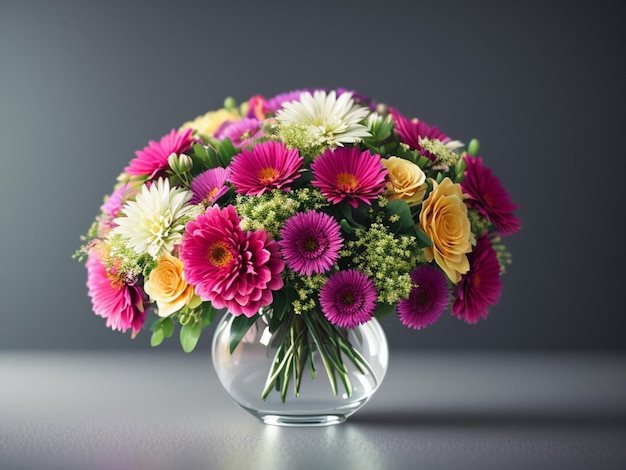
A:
[320,270,378,328]
[214,117,264,148]
[264,90,311,114]
[452,234,503,324]
[336,88,375,109]
[190,167,231,204]
[398,265,449,330]
[279,211,343,276]
[390,108,450,161]
[97,183,136,237]
[462,155,521,236]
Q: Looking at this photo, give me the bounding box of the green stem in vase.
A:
[260,309,375,402]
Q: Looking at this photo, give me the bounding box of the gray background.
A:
[1,0,623,351]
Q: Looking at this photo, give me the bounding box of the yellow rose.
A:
[144,254,199,317]
[180,108,241,138]
[382,157,427,206]
[419,178,473,283]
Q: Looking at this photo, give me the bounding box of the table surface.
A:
[1,350,625,470]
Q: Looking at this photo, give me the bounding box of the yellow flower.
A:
[144,254,199,317]
[419,178,473,283]
[180,108,241,138]
[382,157,427,206]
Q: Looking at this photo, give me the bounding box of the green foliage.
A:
[180,321,203,353]
[150,316,174,347]
[228,314,259,354]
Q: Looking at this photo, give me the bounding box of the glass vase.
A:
[211,310,389,427]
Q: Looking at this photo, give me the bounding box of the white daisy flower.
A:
[112,178,198,258]
[275,90,371,155]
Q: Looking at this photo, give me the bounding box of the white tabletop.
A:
[1,351,625,470]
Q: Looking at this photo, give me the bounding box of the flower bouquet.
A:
[76,89,519,409]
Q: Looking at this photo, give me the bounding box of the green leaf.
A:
[192,143,208,159]
[385,199,416,234]
[229,314,259,354]
[150,316,174,347]
[151,328,165,347]
[414,226,433,247]
[217,138,239,166]
[374,302,396,319]
[337,201,366,230]
[187,143,211,172]
[200,303,217,327]
[162,317,174,337]
[339,219,355,235]
[180,321,203,353]
[454,155,467,183]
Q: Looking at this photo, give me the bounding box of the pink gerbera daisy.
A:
[319,270,378,328]
[462,155,521,236]
[190,167,231,205]
[125,128,196,179]
[452,234,503,324]
[311,147,388,208]
[398,265,449,330]
[279,211,343,276]
[180,205,284,317]
[229,140,303,196]
[390,108,450,160]
[214,117,264,147]
[86,249,146,335]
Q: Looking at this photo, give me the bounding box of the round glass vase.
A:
[211,311,389,427]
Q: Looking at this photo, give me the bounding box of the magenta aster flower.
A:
[398,265,449,330]
[452,234,503,324]
[229,140,303,196]
[190,167,231,205]
[279,211,343,276]
[97,184,136,236]
[180,205,284,317]
[246,90,311,119]
[125,128,196,179]
[214,117,264,147]
[101,184,131,218]
[390,108,450,160]
[264,90,310,114]
[320,270,378,328]
[311,147,388,208]
[86,249,146,335]
[462,155,521,235]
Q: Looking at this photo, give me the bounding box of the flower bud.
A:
[168,152,193,174]
[224,96,237,111]
[468,138,480,156]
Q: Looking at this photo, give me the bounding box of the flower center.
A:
[303,236,320,253]
[258,167,280,185]
[336,173,359,192]
[416,289,429,306]
[207,241,233,268]
[206,187,220,202]
[341,292,356,306]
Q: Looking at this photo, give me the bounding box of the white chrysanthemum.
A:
[275,90,371,154]
[112,178,198,258]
